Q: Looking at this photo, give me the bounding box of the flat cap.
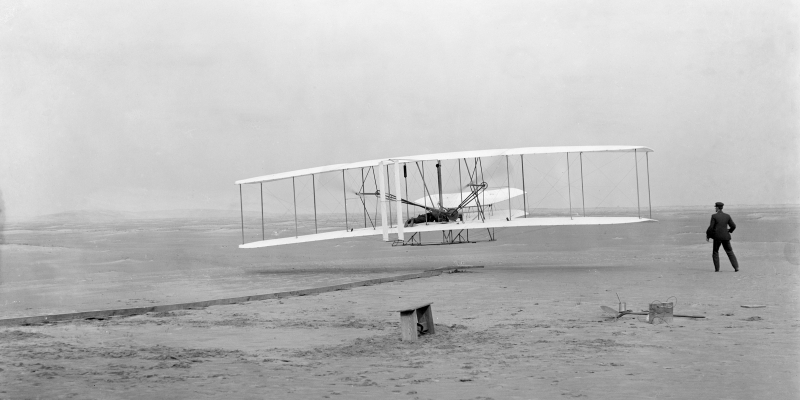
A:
[715,202,724,208]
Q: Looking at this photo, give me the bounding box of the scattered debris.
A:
[601,303,705,321]
[648,301,674,324]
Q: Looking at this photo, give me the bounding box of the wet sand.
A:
[1,206,798,399]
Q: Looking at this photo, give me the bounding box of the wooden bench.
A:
[396,302,435,341]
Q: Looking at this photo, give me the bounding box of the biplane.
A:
[235,146,655,248]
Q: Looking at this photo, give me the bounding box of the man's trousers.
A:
[713,239,740,271]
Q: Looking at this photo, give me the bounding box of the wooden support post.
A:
[397,302,434,341]
[399,310,418,341]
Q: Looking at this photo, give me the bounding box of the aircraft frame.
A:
[235,146,655,248]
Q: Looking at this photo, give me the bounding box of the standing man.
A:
[706,202,740,272]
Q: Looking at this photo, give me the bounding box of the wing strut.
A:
[580,152,585,217]
[567,153,572,220]
[260,182,265,240]
[361,168,366,228]
[357,169,376,229]
[462,158,485,222]
[416,162,437,220]
[646,152,652,219]
[458,160,463,206]
[312,174,318,234]
[403,164,409,219]
[371,166,379,226]
[379,161,388,241]
[635,149,641,219]
[421,162,428,225]
[520,154,527,218]
[479,158,486,214]
[385,165,392,228]
[459,160,468,241]
[394,161,405,240]
[342,170,349,232]
[355,168,377,229]
[239,184,244,244]
[436,160,443,209]
[292,177,298,237]
[506,155,512,221]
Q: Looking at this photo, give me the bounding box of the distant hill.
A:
[32,210,137,223]
[26,209,243,223]
[128,209,243,219]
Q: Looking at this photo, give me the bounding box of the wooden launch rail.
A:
[0,269,470,327]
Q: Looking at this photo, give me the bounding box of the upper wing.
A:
[235,146,653,185]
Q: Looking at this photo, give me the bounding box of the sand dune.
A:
[0,205,798,399]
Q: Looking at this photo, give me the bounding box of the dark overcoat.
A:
[706,211,736,241]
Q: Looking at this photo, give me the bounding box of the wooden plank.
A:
[429,266,484,271]
[396,302,433,313]
[400,310,419,341]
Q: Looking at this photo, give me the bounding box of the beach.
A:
[1,205,798,399]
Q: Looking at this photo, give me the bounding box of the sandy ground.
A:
[1,205,798,399]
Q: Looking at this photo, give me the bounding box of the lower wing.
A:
[239,216,657,248]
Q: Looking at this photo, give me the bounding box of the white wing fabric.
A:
[235,146,653,185]
[239,216,656,248]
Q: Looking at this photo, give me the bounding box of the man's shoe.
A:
[734,269,739,272]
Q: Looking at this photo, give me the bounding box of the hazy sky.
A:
[1,0,798,218]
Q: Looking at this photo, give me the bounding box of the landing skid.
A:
[391,228,496,246]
